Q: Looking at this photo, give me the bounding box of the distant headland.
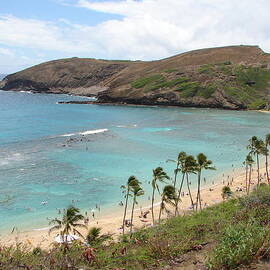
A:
[1,45,270,110]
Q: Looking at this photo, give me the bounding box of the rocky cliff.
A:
[2,45,270,109]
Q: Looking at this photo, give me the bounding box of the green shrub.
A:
[198,64,215,74]
[177,81,200,97]
[207,222,268,270]
[163,69,178,73]
[247,99,266,110]
[197,84,216,99]
[131,75,165,88]
[240,184,270,207]
[221,186,233,200]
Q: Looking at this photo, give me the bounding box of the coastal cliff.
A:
[2,45,270,109]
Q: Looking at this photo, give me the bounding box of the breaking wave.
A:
[60,129,108,137]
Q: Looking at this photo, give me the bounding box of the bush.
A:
[240,184,270,208]
[221,186,233,200]
[207,222,268,269]
[131,75,165,88]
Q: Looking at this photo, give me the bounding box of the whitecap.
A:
[61,133,76,137]
[60,129,108,137]
[79,129,108,135]
[33,226,52,231]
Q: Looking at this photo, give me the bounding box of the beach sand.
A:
[0,164,268,249]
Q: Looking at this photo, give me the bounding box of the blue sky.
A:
[1,0,121,26]
[0,0,269,74]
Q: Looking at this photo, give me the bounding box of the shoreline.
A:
[1,89,269,112]
[1,162,265,249]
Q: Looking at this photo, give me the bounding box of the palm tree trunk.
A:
[122,189,129,235]
[151,186,156,225]
[186,174,194,210]
[266,153,270,184]
[257,153,260,186]
[158,200,163,223]
[248,165,252,194]
[130,195,136,237]
[245,163,248,193]
[175,173,185,216]
[173,162,180,188]
[196,170,202,211]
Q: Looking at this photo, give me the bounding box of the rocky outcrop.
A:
[2,45,270,109]
[1,58,131,96]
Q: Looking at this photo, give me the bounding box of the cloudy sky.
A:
[0,0,269,73]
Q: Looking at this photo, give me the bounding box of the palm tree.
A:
[184,155,198,210]
[86,227,112,246]
[174,152,188,215]
[49,206,86,240]
[265,134,270,184]
[130,184,144,236]
[121,176,140,235]
[151,167,169,225]
[243,155,249,193]
[158,185,177,223]
[167,151,187,189]
[246,154,254,194]
[195,153,215,211]
[248,136,265,185]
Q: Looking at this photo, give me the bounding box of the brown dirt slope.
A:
[2,45,270,109]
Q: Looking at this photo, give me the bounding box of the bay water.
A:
[0,90,269,232]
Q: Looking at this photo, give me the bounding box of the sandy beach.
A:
[0,163,268,249]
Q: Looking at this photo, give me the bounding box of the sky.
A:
[0,0,270,74]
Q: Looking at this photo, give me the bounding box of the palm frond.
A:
[48,225,61,235]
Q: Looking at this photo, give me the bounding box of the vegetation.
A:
[221,186,233,200]
[129,183,144,236]
[129,62,270,110]
[3,185,270,270]
[121,176,141,235]
[86,227,112,246]
[158,185,177,223]
[151,167,169,224]
[195,153,215,210]
[247,136,268,185]
[49,206,87,238]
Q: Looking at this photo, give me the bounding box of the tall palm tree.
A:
[174,152,188,215]
[158,185,177,223]
[130,184,144,236]
[246,154,254,194]
[195,153,215,211]
[121,176,140,235]
[248,136,265,185]
[243,156,249,193]
[167,151,187,189]
[184,155,198,210]
[49,206,86,240]
[265,134,270,184]
[151,167,169,224]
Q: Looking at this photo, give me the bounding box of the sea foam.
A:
[60,129,108,137]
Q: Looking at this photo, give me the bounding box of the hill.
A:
[2,45,270,109]
[0,74,7,80]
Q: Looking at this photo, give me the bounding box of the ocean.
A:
[0,90,269,232]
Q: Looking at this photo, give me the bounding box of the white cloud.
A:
[1,0,270,72]
[0,47,14,57]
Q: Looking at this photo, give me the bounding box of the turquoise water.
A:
[0,90,269,231]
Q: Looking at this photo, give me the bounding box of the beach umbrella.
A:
[54,234,79,243]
